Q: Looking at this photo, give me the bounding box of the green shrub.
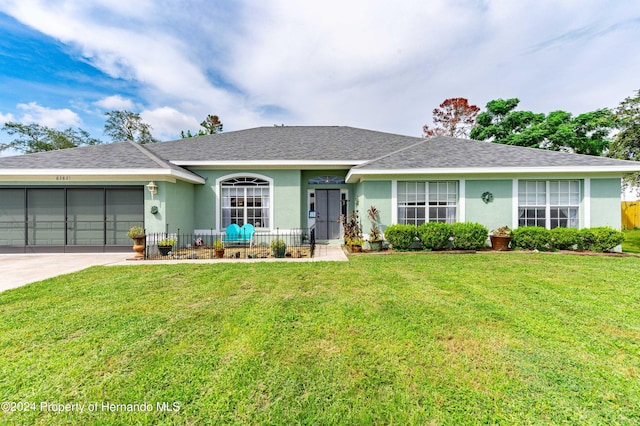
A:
[584,227,625,252]
[576,228,594,251]
[512,227,551,250]
[550,227,580,250]
[418,222,453,250]
[384,224,417,250]
[452,222,488,250]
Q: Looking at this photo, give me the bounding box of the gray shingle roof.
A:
[0,128,638,178]
[0,141,160,169]
[353,136,640,169]
[146,126,420,162]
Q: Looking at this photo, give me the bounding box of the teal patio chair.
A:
[221,224,241,246]
[239,223,255,247]
[221,223,254,247]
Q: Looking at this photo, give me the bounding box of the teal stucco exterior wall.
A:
[144,180,195,234]
[190,169,302,231]
[465,180,513,231]
[590,178,622,229]
[357,181,392,234]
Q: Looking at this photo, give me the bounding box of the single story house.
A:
[0,125,639,252]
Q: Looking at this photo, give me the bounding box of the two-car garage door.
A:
[0,187,144,253]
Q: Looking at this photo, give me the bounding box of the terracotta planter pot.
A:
[214,248,225,258]
[490,235,511,251]
[350,244,362,253]
[132,236,145,259]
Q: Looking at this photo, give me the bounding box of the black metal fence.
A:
[144,227,316,260]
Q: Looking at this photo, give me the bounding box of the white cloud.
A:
[94,95,135,110]
[141,107,199,140]
[0,112,15,125]
[16,102,81,128]
[0,0,639,138]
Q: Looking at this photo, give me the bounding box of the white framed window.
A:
[220,176,271,229]
[397,181,457,225]
[518,180,580,229]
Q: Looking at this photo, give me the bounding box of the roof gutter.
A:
[0,168,206,184]
[346,165,640,183]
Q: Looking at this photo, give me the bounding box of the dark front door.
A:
[315,189,341,240]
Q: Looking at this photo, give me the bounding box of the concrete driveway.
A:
[0,245,349,293]
[0,253,131,293]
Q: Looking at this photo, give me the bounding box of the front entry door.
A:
[315,189,341,240]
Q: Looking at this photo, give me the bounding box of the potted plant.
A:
[271,239,287,258]
[490,226,512,251]
[346,236,364,253]
[158,237,176,256]
[127,226,145,259]
[213,238,225,258]
[367,205,383,252]
[341,210,363,253]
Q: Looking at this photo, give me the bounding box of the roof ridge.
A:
[354,137,428,169]
[128,141,173,169]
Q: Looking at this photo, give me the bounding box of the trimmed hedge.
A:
[385,224,624,253]
[452,222,489,250]
[583,227,625,252]
[549,227,580,250]
[511,227,552,250]
[384,224,417,251]
[418,222,453,250]
[513,226,624,252]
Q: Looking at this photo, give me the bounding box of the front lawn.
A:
[623,228,640,253]
[1,254,639,424]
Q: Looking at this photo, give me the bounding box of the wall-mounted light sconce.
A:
[147,181,158,199]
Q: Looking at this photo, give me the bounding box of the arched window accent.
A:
[221,176,270,229]
[308,175,346,185]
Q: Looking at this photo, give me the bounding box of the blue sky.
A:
[0,0,639,150]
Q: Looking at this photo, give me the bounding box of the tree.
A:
[608,89,640,187]
[181,114,223,138]
[609,90,640,161]
[470,98,615,156]
[423,97,480,138]
[0,122,101,154]
[104,110,158,144]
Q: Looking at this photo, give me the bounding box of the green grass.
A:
[1,254,640,425]
[623,228,640,253]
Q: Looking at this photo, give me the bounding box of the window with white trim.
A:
[397,181,457,225]
[518,180,580,229]
[221,177,270,228]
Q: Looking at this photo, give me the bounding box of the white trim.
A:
[391,179,398,224]
[584,178,591,228]
[173,160,364,167]
[307,189,316,228]
[0,168,205,184]
[512,179,519,229]
[458,179,466,222]
[346,165,640,183]
[215,173,274,232]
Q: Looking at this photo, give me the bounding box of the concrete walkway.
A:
[0,245,348,293]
